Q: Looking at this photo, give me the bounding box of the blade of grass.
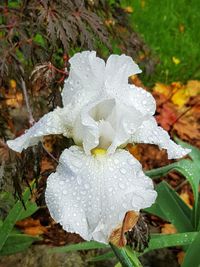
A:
[0,181,36,251]
[49,241,108,253]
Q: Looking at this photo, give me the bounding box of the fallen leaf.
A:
[40,158,55,173]
[186,80,200,96]
[171,87,188,108]
[127,144,141,161]
[16,218,47,236]
[161,223,177,234]
[179,24,185,33]
[180,192,192,208]
[172,56,181,65]
[156,102,178,131]
[123,6,134,13]
[9,79,17,90]
[154,82,171,97]
[177,251,185,265]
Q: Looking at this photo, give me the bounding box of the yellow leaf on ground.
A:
[16,218,47,236]
[9,79,17,90]
[172,56,181,65]
[123,6,134,13]
[153,83,171,96]
[177,251,185,265]
[179,24,185,33]
[171,88,188,108]
[127,144,141,161]
[186,80,200,96]
[180,192,192,208]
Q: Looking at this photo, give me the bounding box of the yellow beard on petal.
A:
[91,148,107,156]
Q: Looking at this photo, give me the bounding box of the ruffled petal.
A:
[130,118,191,159]
[73,97,145,154]
[107,102,145,154]
[105,54,141,89]
[124,85,156,116]
[62,51,105,106]
[45,146,157,243]
[7,107,69,153]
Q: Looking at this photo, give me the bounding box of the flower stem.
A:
[110,243,143,267]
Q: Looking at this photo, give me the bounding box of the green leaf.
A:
[142,232,197,254]
[145,181,194,232]
[18,201,39,221]
[0,181,36,251]
[182,231,200,267]
[175,137,200,162]
[146,140,200,229]
[0,234,40,256]
[49,241,108,253]
[88,251,114,262]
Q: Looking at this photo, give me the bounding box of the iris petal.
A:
[130,117,190,159]
[7,107,69,153]
[45,146,157,243]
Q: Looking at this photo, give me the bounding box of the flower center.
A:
[91,148,107,156]
[89,98,116,150]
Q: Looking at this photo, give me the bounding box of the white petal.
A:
[7,107,69,153]
[130,118,190,159]
[73,98,116,154]
[73,97,148,154]
[105,54,141,88]
[62,51,105,106]
[125,85,156,116]
[45,146,157,243]
[107,102,145,154]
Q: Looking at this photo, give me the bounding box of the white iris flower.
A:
[7,51,190,244]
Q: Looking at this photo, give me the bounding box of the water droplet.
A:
[128,158,135,166]
[84,183,90,189]
[63,190,67,195]
[77,176,82,185]
[114,159,119,164]
[120,168,126,174]
[118,182,125,189]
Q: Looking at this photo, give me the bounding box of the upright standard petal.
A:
[105,54,141,89]
[45,146,157,243]
[130,117,191,159]
[7,107,69,153]
[62,51,105,106]
[73,97,144,154]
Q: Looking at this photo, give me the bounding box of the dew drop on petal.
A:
[63,190,67,195]
[118,182,125,189]
[128,158,135,166]
[120,168,127,174]
[84,183,90,189]
[114,159,119,164]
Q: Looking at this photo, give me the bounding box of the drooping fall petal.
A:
[45,146,157,243]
